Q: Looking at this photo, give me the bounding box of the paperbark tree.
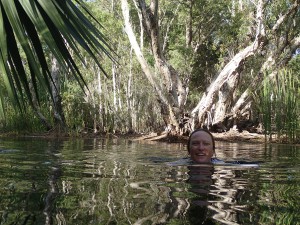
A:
[29,81,52,131]
[191,0,266,129]
[231,0,300,117]
[121,0,188,132]
[191,0,300,131]
[50,56,66,129]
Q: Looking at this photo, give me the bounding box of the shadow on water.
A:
[185,165,216,225]
[0,137,299,224]
[165,164,261,225]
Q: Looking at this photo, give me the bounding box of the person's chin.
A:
[192,157,211,164]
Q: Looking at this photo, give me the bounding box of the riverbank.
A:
[1,129,298,145]
[131,129,267,144]
[131,129,300,145]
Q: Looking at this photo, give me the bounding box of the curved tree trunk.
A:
[231,35,300,118]
[191,39,265,128]
[29,79,52,131]
[230,1,300,125]
[212,70,240,126]
[191,0,300,131]
[191,0,266,129]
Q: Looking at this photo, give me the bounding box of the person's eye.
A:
[191,142,199,146]
[203,142,211,146]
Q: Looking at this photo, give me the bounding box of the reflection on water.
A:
[0,137,299,225]
[185,165,215,224]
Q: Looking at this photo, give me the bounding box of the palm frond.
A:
[0,0,113,116]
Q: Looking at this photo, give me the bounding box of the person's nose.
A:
[197,143,205,150]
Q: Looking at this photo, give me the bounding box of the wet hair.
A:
[187,129,215,153]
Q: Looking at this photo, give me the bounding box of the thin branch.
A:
[272,0,300,32]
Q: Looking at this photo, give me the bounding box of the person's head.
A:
[187,129,215,163]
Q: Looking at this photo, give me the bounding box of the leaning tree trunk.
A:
[230,0,300,122]
[191,0,266,129]
[121,0,188,132]
[191,0,300,131]
[29,80,52,131]
[191,38,265,129]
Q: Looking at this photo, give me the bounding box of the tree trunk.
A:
[231,34,300,119]
[191,0,300,131]
[191,0,266,129]
[230,0,300,124]
[191,42,263,128]
[28,80,52,131]
[137,0,187,110]
[213,70,240,126]
[186,0,193,47]
[50,56,66,130]
[121,0,188,132]
[126,48,136,132]
[112,63,118,111]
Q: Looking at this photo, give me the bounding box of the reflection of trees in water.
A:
[211,167,261,224]
[1,139,298,224]
[55,138,190,223]
[185,165,216,225]
[256,168,300,224]
[0,141,66,224]
[49,158,258,224]
[44,141,65,225]
[84,161,183,224]
[182,165,263,225]
[54,156,299,225]
[44,165,68,225]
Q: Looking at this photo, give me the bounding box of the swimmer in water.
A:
[187,129,221,164]
[168,128,258,166]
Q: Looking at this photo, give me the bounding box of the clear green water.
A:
[0,137,299,225]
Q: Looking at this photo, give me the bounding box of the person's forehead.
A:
[191,131,212,141]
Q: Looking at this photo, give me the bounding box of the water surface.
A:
[0,137,299,225]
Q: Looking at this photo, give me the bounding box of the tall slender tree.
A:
[121,0,188,132]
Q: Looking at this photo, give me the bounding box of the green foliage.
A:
[0,0,112,119]
[257,69,300,143]
[260,72,273,139]
[0,103,51,134]
[189,41,220,92]
[2,0,300,136]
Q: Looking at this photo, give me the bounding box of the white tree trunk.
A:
[112,64,118,111]
[121,0,181,130]
[97,68,103,130]
[29,86,52,130]
[127,48,135,131]
[191,0,265,129]
[213,71,240,125]
[230,1,300,120]
[51,56,66,128]
[191,40,262,127]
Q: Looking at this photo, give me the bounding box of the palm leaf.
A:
[0,0,113,118]
[0,5,23,112]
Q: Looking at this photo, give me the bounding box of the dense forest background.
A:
[0,0,299,143]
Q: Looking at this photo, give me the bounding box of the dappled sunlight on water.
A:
[0,137,299,224]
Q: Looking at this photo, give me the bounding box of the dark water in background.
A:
[0,137,299,225]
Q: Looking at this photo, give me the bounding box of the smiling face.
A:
[188,130,215,163]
